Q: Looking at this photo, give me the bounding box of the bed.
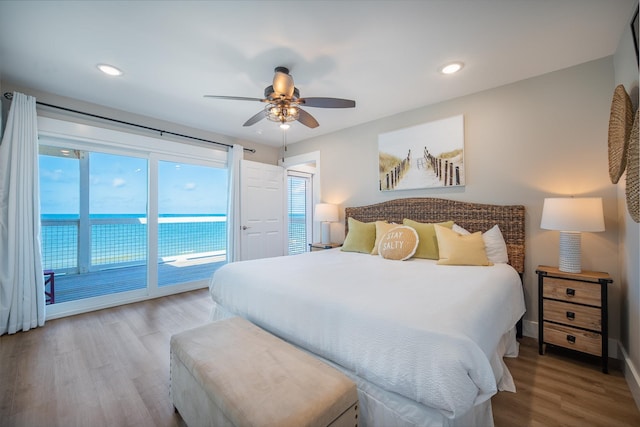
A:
[209,197,526,427]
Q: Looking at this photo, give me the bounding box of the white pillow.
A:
[452,224,509,264]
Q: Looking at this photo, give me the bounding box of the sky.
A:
[39,152,228,215]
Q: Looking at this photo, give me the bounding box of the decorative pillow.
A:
[341,217,376,254]
[434,224,492,266]
[452,224,508,263]
[378,226,419,261]
[402,219,454,259]
[371,221,398,255]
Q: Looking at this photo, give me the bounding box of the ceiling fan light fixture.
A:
[440,62,464,74]
[97,63,123,76]
[280,123,290,130]
[266,103,299,124]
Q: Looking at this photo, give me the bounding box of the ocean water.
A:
[41,214,227,271]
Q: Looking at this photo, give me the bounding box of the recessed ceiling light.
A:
[440,62,464,75]
[97,64,123,76]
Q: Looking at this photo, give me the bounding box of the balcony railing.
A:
[41,215,227,273]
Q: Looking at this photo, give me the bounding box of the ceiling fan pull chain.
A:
[281,127,287,162]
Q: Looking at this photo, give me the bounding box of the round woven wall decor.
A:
[626,110,639,223]
[608,85,633,184]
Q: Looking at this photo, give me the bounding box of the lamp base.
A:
[321,222,331,245]
[558,231,582,273]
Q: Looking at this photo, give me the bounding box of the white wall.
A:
[285,57,620,344]
[613,1,640,407]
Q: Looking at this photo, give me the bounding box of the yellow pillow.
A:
[402,219,454,259]
[378,226,419,261]
[341,217,376,254]
[434,224,492,266]
[371,221,398,255]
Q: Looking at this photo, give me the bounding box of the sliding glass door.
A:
[39,146,149,303]
[38,126,228,315]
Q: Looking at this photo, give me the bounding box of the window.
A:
[37,118,228,316]
[157,160,228,287]
[287,171,312,255]
[40,146,150,302]
[39,147,80,274]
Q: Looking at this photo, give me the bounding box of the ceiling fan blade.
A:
[243,110,266,126]
[300,97,356,108]
[204,95,265,102]
[272,67,295,98]
[297,108,319,128]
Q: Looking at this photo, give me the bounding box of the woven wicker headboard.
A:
[344,197,525,273]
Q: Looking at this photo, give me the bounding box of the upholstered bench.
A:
[170,317,359,427]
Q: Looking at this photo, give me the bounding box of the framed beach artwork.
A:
[378,115,465,191]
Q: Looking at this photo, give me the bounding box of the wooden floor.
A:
[494,338,640,427]
[1,289,638,427]
[0,289,214,427]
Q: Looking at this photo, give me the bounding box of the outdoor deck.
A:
[49,255,226,304]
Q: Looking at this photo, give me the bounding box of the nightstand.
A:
[308,243,342,252]
[536,265,613,373]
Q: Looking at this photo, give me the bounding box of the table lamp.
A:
[314,203,338,245]
[540,197,605,273]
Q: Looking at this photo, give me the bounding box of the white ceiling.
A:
[0,1,636,147]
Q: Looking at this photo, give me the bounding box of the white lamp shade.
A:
[314,203,339,222]
[540,198,605,232]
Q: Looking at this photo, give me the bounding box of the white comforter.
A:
[209,249,525,418]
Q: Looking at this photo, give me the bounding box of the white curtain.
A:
[226,144,244,263]
[0,92,45,335]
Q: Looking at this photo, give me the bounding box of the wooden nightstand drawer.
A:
[543,323,602,357]
[543,299,601,331]
[542,277,601,306]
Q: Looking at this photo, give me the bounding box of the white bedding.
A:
[209,249,525,419]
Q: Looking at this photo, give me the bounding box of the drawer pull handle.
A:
[566,311,575,320]
[567,335,576,344]
[566,288,575,296]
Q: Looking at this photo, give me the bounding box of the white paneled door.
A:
[240,160,285,261]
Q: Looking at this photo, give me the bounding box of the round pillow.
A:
[378,225,419,261]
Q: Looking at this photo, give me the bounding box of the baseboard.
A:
[45,281,209,320]
[618,343,640,411]
[522,319,619,359]
[522,319,538,340]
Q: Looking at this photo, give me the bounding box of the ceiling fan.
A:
[204,66,356,129]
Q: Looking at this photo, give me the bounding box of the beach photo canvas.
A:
[378,115,465,191]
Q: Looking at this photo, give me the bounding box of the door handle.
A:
[242,225,251,230]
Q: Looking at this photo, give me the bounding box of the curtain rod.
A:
[2,92,256,153]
